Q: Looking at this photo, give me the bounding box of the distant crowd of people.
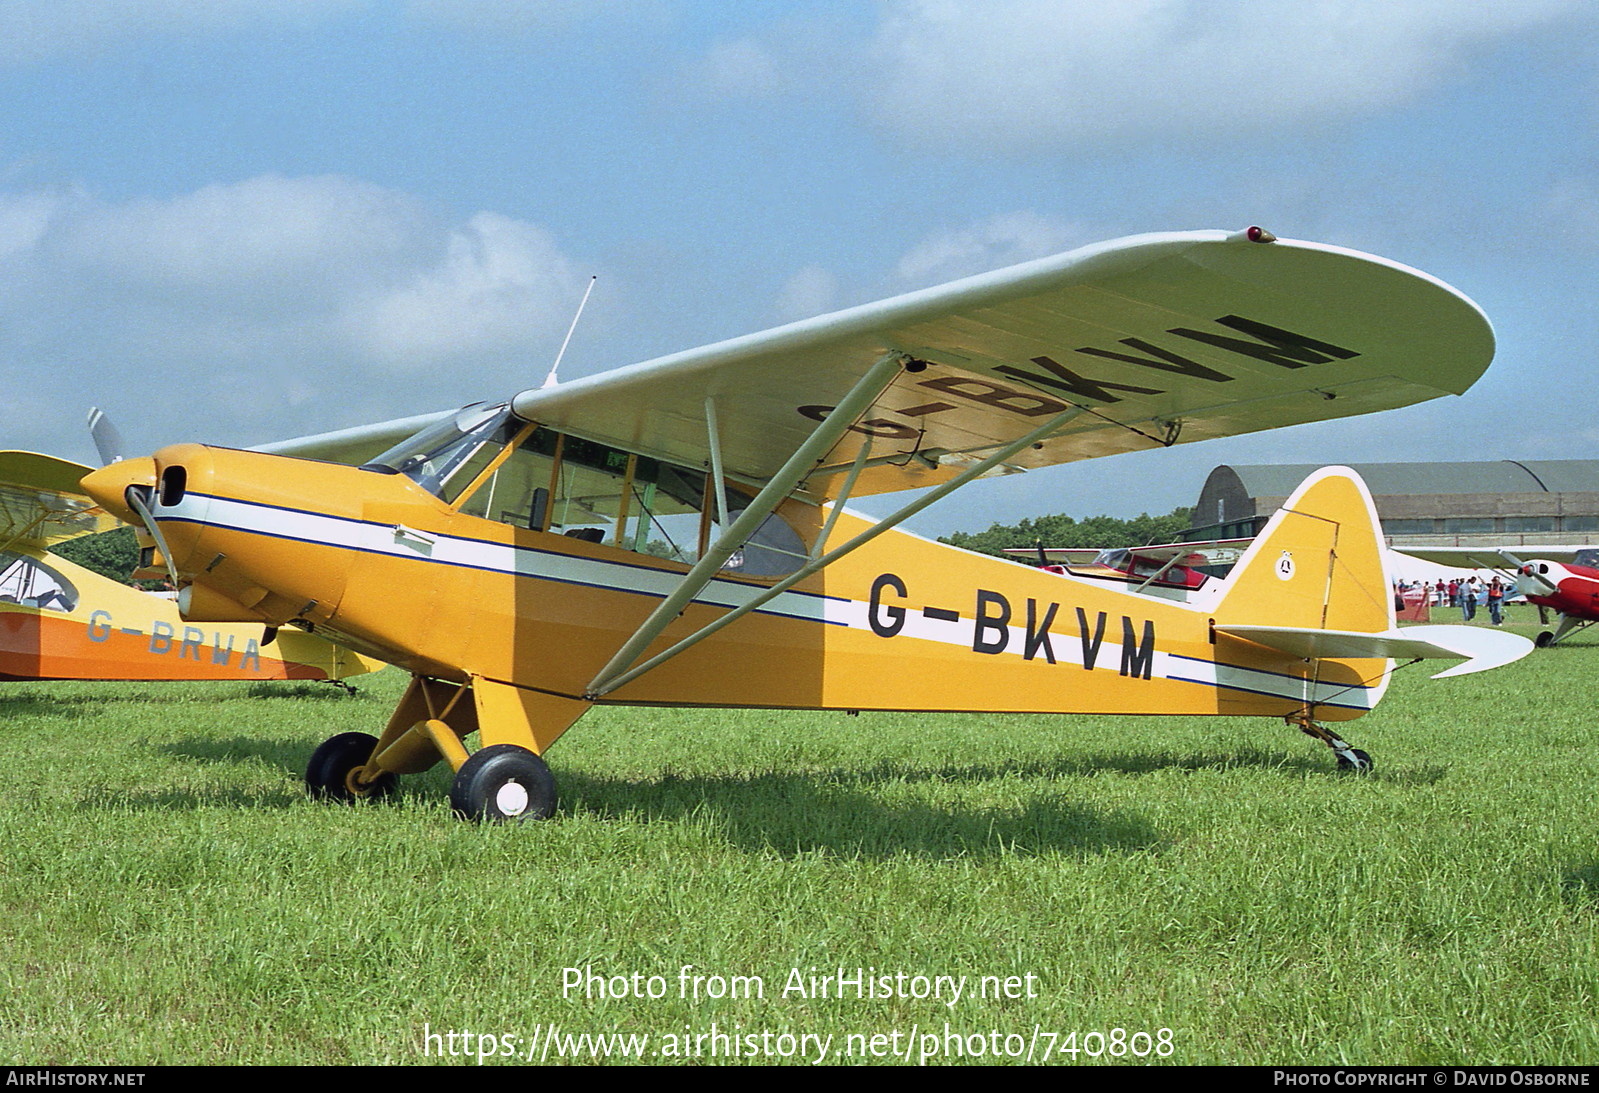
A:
[1393,576,1512,626]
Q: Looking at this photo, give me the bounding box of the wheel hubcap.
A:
[496,780,530,816]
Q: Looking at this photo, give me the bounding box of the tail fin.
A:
[1205,466,1533,686]
[1207,466,1393,634]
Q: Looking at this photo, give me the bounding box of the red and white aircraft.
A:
[1003,541,1251,599]
[1399,546,1599,647]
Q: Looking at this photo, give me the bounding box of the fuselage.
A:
[80,431,1389,734]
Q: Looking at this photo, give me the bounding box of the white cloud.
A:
[0,188,62,259]
[690,37,788,99]
[894,211,1093,286]
[53,175,430,306]
[344,211,581,367]
[773,264,839,321]
[843,0,1592,150]
[0,174,587,455]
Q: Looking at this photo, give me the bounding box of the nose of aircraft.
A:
[80,457,157,523]
[1514,563,1558,599]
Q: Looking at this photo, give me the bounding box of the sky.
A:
[3,0,1597,536]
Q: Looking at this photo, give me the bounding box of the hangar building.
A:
[1184,461,1599,549]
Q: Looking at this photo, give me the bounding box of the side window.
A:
[0,553,79,613]
[449,429,810,578]
[545,435,638,545]
[457,428,559,528]
[714,489,809,578]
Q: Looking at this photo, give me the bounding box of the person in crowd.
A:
[1487,576,1505,626]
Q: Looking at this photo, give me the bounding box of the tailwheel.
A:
[1288,713,1373,774]
[450,744,557,822]
[1334,747,1374,773]
[306,731,397,802]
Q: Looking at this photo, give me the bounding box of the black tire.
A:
[306,731,396,802]
[1336,748,1374,773]
[1536,631,1555,648]
[450,744,557,822]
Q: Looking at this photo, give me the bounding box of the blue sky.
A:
[4,1,1597,534]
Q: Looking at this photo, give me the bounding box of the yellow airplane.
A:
[79,228,1531,820]
[0,450,380,684]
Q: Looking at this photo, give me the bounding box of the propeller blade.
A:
[87,407,125,466]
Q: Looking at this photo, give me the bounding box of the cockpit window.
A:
[0,552,78,613]
[389,406,813,578]
[363,402,519,503]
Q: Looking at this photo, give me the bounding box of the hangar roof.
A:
[1215,461,1599,499]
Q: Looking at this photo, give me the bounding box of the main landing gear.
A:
[1288,711,1373,773]
[305,732,397,801]
[303,674,589,822]
[1536,614,1590,649]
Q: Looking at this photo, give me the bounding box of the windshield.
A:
[363,402,520,501]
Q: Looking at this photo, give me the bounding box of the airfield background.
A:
[1184,461,1599,550]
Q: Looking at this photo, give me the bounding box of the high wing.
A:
[511,229,1491,499]
[0,451,121,549]
[261,229,1494,500]
[1400,545,1594,570]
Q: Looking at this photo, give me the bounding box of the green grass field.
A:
[2,604,1596,1065]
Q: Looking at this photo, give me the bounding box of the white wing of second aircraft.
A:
[1399,545,1595,570]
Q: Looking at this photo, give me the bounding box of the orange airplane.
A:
[1,450,379,684]
[79,228,1530,821]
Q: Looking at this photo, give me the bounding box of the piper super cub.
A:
[80,228,1531,821]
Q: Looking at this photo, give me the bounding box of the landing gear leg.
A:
[1288,711,1373,772]
[1538,614,1588,648]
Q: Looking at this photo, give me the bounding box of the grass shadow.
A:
[561,766,1160,859]
[241,681,367,700]
[90,739,1439,856]
[1561,863,1599,909]
[154,735,315,775]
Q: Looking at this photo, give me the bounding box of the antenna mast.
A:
[542,275,597,389]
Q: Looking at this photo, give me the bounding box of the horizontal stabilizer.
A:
[1216,623,1533,679]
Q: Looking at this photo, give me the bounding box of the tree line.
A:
[938,507,1193,560]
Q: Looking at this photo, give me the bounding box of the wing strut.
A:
[810,438,872,561]
[704,396,731,528]
[585,402,1087,699]
[584,351,909,697]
